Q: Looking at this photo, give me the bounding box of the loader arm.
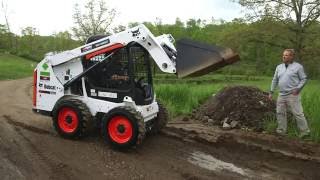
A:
[46,24,239,81]
[47,24,177,75]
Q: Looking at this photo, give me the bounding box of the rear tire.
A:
[101,107,146,149]
[150,101,169,134]
[52,98,93,139]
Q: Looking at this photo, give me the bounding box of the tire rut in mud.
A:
[3,115,53,136]
[24,82,32,97]
[3,115,74,180]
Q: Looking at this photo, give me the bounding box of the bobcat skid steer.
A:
[32,24,239,149]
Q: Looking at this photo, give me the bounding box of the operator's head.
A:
[282,49,295,64]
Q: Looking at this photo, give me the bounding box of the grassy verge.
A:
[301,83,320,142]
[154,76,271,116]
[0,53,36,80]
[155,83,223,116]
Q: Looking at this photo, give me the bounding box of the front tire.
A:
[52,98,93,139]
[101,107,145,149]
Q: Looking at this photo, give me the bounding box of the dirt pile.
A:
[191,86,276,131]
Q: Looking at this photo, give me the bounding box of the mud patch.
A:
[0,156,25,180]
[24,82,32,97]
[11,120,74,180]
[188,151,247,176]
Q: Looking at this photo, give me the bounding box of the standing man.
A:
[269,49,310,138]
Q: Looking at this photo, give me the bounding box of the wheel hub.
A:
[66,116,73,124]
[117,124,125,133]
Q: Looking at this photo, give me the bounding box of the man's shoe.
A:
[276,129,286,136]
[299,131,311,139]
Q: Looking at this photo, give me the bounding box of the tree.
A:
[18,26,40,59]
[1,0,15,51]
[53,31,80,51]
[0,24,10,50]
[72,0,116,42]
[1,0,10,33]
[113,25,126,33]
[21,27,38,36]
[235,0,320,60]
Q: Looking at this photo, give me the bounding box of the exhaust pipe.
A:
[176,39,240,78]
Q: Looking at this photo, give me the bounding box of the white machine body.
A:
[33,24,176,123]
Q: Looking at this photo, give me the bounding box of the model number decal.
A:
[94,39,110,48]
[81,39,110,53]
[40,76,50,81]
[44,84,56,90]
[98,91,117,98]
[39,90,56,95]
[39,83,56,90]
[81,45,92,52]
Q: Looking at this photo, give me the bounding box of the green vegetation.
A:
[0,53,36,80]
[0,25,81,61]
[301,83,320,141]
[156,83,223,116]
[155,76,320,142]
[1,16,320,78]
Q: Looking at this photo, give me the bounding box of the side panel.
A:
[136,101,159,121]
[35,60,64,112]
[52,58,84,85]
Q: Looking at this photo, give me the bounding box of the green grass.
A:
[301,83,320,142]
[155,76,320,142]
[154,75,272,117]
[0,53,36,80]
[155,83,223,117]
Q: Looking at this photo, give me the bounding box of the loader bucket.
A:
[176,39,240,78]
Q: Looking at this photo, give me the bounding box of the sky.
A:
[0,0,244,35]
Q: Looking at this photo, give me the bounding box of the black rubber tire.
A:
[150,101,169,134]
[52,98,93,139]
[101,107,146,149]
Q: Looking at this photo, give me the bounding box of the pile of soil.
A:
[190,86,276,131]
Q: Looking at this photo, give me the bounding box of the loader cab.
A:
[82,43,154,106]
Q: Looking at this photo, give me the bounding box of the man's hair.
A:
[284,49,295,56]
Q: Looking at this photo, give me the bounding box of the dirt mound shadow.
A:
[191,86,276,131]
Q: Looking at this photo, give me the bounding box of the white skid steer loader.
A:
[32,24,239,149]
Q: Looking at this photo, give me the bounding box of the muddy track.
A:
[0,78,319,180]
[13,123,73,180]
[4,115,53,135]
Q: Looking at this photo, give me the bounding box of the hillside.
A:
[0,54,36,80]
